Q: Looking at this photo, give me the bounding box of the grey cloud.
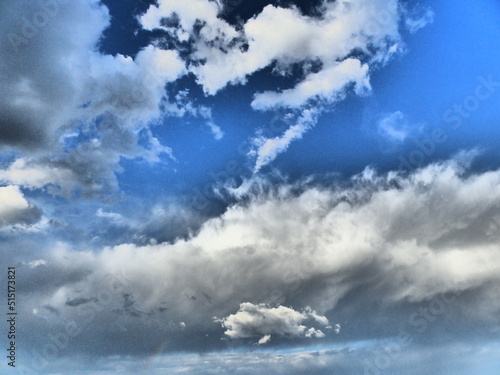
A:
[0,0,187,198]
[0,115,173,198]
[42,304,60,316]
[16,156,500,358]
[0,185,42,227]
[0,0,109,150]
[65,297,98,307]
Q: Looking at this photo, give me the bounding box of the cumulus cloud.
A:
[18,155,500,356]
[258,334,271,345]
[0,185,42,227]
[219,303,328,343]
[0,0,187,149]
[142,0,400,97]
[0,0,194,197]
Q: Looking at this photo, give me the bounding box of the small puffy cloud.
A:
[377,111,409,142]
[403,5,435,34]
[0,185,42,227]
[96,209,123,222]
[26,259,47,269]
[219,303,329,342]
[258,334,271,345]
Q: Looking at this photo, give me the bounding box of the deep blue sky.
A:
[1,0,500,374]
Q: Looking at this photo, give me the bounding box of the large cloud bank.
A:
[20,156,500,360]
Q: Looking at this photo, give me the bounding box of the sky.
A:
[1,0,500,374]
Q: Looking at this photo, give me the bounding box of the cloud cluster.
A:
[0,117,173,198]
[139,0,437,170]
[18,156,500,357]
[142,0,398,100]
[0,0,434,194]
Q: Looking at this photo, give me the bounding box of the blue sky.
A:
[1,0,500,374]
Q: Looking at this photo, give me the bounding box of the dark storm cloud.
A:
[0,0,187,197]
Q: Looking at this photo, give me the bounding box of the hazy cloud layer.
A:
[19,343,500,375]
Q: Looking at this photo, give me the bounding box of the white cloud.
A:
[258,334,271,345]
[250,109,318,172]
[219,303,328,342]
[403,5,435,34]
[27,259,48,269]
[0,158,77,192]
[252,59,370,110]
[142,0,401,99]
[82,45,186,125]
[207,121,224,141]
[377,111,409,142]
[96,209,123,222]
[0,185,42,227]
